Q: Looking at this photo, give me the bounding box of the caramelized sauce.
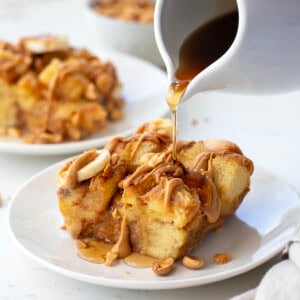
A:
[167,11,239,160]
[124,252,155,268]
[77,240,112,264]
[77,240,156,268]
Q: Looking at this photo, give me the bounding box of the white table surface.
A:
[0,1,300,299]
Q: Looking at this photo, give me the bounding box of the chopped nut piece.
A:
[182,255,204,270]
[76,240,87,249]
[152,258,174,276]
[213,253,232,264]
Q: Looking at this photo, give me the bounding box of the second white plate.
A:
[8,162,300,290]
[0,52,168,155]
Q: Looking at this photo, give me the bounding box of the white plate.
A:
[8,163,300,290]
[0,52,168,155]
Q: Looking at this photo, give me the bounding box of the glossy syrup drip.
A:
[124,252,155,268]
[167,11,238,161]
[77,240,113,263]
[77,240,156,268]
[166,81,189,160]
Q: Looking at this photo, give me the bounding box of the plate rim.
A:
[7,161,300,290]
[0,51,168,156]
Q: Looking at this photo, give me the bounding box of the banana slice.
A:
[20,35,69,54]
[77,149,111,182]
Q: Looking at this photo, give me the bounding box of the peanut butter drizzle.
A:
[124,252,155,268]
[130,131,171,147]
[151,164,183,183]
[129,132,158,160]
[77,240,113,264]
[191,152,213,175]
[64,149,98,188]
[191,152,221,223]
[175,140,196,153]
[124,150,170,186]
[164,178,184,209]
[105,132,169,160]
[105,216,131,266]
[124,163,153,186]
[130,133,145,159]
[104,136,125,153]
[126,160,183,187]
[204,178,221,223]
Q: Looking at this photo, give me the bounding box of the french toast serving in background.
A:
[0,35,124,143]
[56,119,253,271]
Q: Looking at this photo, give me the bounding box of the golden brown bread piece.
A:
[57,121,172,242]
[176,140,253,220]
[57,119,254,260]
[57,155,126,241]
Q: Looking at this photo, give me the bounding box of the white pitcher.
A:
[154,0,300,102]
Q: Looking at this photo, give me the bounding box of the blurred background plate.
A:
[0,0,163,66]
[0,51,168,155]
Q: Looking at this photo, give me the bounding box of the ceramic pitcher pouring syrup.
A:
[154,0,300,159]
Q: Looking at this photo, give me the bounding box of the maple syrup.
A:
[124,252,155,268]
[77,240,112,263]
[167,11,239,160]
[77,239,156,268]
